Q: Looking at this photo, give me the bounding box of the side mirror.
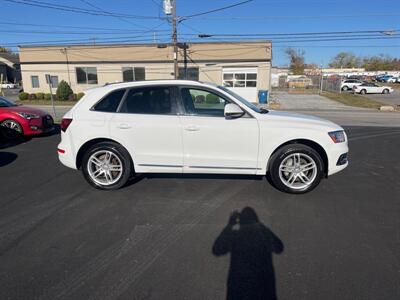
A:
[224,103,245,119]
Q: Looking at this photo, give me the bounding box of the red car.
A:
[0,96,54,139]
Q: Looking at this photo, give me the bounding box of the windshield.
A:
[0,97,17,107]
[217,86,261,113]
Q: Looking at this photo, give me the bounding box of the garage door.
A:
[222,68,258,102]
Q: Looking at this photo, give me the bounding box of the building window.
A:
[178,67,199,81]
[31,75,39,88]
[76,67,98,84]
[223,72,257,88]
[49,75,59,88]
[122,67,145,82]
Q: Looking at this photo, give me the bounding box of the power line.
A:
[0,21,169,32]
[189,13,400,20]
[79,0,151,30]
[182,0,253,19]
[3,0,163,19]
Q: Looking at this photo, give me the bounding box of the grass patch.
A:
[16,100,76,106]
[321,91,386,109]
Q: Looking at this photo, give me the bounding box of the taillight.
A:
[60,118,73,132]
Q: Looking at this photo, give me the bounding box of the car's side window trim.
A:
[90,88,128,113]
[117,85,179,116]
[177,85,253,118]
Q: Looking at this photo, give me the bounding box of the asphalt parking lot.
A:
[364,89,400,107]
[1,127,399,300]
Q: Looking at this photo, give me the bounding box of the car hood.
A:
[257,110,343,131]
[1,105,49,116]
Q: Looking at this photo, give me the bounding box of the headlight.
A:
[328,130,346,143]
[17,112,40,120]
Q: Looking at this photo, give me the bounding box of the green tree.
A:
[56,80,73,101]
[285,48,306,75]
[329,52,361,68]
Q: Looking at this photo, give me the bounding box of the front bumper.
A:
[24,115,55,135]
[327,142,349,176]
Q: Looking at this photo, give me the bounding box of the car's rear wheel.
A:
[82,142,132,190]
[268,144,324,194]
[0,119,23,139]
[382,89,389,94]
[360,89,367,94]
[342,86,348,91]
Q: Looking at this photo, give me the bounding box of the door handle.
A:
[184,125,200,132]
[117,123,131,129]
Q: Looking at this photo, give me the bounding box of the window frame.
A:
[90,88,128,113]
[177,85,238,118]
[116,85,178,116]
[122,67,146,82]
[31,75,40,88]
[76,67,98,85]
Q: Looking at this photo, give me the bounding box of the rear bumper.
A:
[58,132,77,170]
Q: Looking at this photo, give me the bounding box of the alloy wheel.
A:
[87,150,123,186]
[278,153,317,190]
[1,120,22,139]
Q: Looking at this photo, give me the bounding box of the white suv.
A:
[58,80,348,194]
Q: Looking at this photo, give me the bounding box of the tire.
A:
[81,142,133,190]
[0,119,23,139]
[382,89,389,94]
[268,144,324,194]
[360,89,367,95]
[342,86,348,91]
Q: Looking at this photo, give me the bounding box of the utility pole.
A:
[172,0,178,79]
[183,43,188,79]
[61,48,71,86]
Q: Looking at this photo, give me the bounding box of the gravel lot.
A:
[0,126,399,300]
[271,91,368,110]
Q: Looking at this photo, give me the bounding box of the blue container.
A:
[258,90,268,104]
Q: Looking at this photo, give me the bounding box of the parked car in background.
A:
[0,96,54,139]
[377,75,393,82]
[387,77,399,83]
[341,79,363,91]
[0,82,16,89]
[58,80,349,194]
[353,83,393,94]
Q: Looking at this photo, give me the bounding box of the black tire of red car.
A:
[268,144,324,194]
[82,142,133,190]
[0,119,23,140]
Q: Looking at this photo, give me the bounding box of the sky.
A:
[1,0,399,66]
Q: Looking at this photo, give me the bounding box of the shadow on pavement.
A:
[0,152,18,167]
[0,125,60,150]
[213,207,284,300]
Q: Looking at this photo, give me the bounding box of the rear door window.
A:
[93,89,126,112]
[119,86,175,115]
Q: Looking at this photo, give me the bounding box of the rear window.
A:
[119,86,174,115]
[93,89,126,112]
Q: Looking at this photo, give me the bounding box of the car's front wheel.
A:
[382,89,389,94]
[82,142,132,190]
[1,119,23,139]
[268,144,324,194]
[342,86,348,91]
[360,89,367,94]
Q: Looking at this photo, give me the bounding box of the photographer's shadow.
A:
[212,207,284,300]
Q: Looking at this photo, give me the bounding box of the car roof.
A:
[84,80,215,94]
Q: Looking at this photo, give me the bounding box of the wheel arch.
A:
[268,139,329,177]
[76,138,134,170]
